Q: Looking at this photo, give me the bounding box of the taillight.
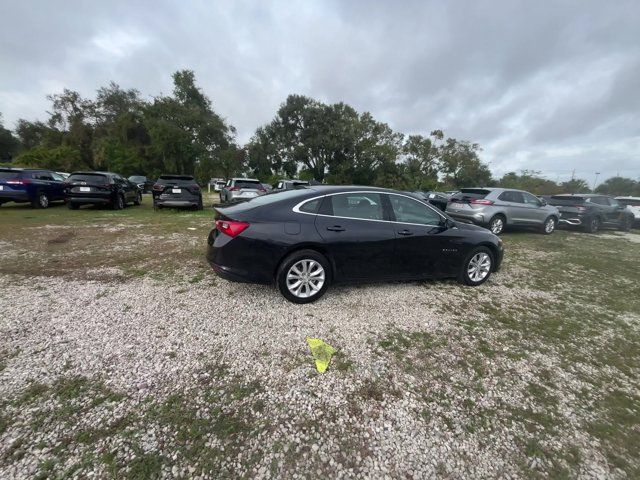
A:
[576,205,587,212]
[6,179,28,185]
[152,184,164,191]
[229,187,240,191]
[191,185,200,191]
[258,188,266,192]
[471,199,494,205]
[216,219,249,237]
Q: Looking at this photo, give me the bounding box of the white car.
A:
[220,178,266,202]
[616,196,640,226]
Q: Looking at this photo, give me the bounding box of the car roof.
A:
[232,177,260,181]
[551,193,602,198]
[0,167,49,172]
[615,196,640,200]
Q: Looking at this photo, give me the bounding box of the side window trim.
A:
[293,191,445,226]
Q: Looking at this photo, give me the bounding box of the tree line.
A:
[1,70,638,196]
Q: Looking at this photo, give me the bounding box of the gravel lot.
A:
[1,200,639,479]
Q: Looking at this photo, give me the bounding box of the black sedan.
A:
[207,186,504,303]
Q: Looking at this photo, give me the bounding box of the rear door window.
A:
[389,195,442,225]
[590,197,608,206]
[329,193,384,220]
[522,192,541,205]
[34,172,54,180]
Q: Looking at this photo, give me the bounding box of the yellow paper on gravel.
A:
[307,338,336,373]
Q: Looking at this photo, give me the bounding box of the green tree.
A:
[438,135,492,188]
[401,133,440,190]
[560,178,591,193]
[0,113,20,162]
[594,176,639,196]
[498,170,560,194]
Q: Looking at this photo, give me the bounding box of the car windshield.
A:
[158,175,196,185]
[129,176,146,182]
[68,173,109,183]
[234,180,262,189]
[550,195,586,204]
[0,170,22,180]
[453,189,490,200]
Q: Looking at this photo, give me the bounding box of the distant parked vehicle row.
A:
[411,191,451,211]
[153,175,203,210]
[446,188,559,235]
[549,194,634,233]
[220,178,266,202]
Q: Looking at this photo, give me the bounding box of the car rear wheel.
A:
[620,217,632,232]
[488,215,505,235]
[134,192,142,206]
[113,194,125,210]
[277,250,331,304]
[541,216,557,235]
[585,217,600,233]
[459,247,493,286]
[33,192,49,208]
[68,202,79,210]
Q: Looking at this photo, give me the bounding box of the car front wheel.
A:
[459,247,494,286]
[277,250,331,304]
[134,192,142,206]
[541,216,557,235]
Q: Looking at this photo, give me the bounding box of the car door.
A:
[590,196,611,223]
[606,198,626,226]
[314,192,396,281]
[387,193,456,278]
[521,191,547,224]
[49,172,67,199]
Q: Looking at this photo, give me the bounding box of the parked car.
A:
[220,178,266,202]
[207,186,504,303]
[616,196,640,227]
[65,171,142,210]
[446,188,559,235]
[411,191,450,211]
[214,180,226,192]
[128,175,155,193]
[549,194,634,233]
[261,183,273,192]
[56,172,70,179]
[0,168,66,208]
[152,175,203,210]
[273,179,310,191]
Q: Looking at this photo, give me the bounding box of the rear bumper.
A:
[447,210,487,226]
[67,195,112,205]
[558,217,582,226]
[155,199,199,207]
[0,191,30,202]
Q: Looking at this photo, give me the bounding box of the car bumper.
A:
[558,217,582,226]
[67,196,112,205]
[0,191,30,202]
[155,200,199,208]
[447,210,487,225]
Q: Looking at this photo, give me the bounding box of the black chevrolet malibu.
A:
[207,186,504,303]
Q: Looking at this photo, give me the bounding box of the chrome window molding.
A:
[292,190,447,228]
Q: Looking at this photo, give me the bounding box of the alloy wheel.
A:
[545,218,555,233]
[490,218,504,234]
[467,252,491,282]
[286,259,325,299]
[39,193,49,208]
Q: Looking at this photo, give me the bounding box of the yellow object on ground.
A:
[306,338,336,373]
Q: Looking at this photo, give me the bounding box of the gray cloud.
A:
[1,0,638,183]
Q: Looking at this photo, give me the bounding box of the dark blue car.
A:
[0,168,67,208]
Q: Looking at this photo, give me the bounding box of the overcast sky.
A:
[1,0,638,183]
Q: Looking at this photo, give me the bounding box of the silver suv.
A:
[446,188,559,235]
[220,178,266,202]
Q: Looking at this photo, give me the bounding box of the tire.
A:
[113,194,125,210]
[585,217,600,234]
[458,247,494,286]
[196,197,204,210]
[276,249,331,304]
[488,215,506,235]
[541,216,557,235]
[32,191,49,209]
[134,192,142,206]
[620,216,632,232]
[68,202,79,210]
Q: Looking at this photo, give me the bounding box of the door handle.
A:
[397,229,413,236]
[326,225,345,232]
